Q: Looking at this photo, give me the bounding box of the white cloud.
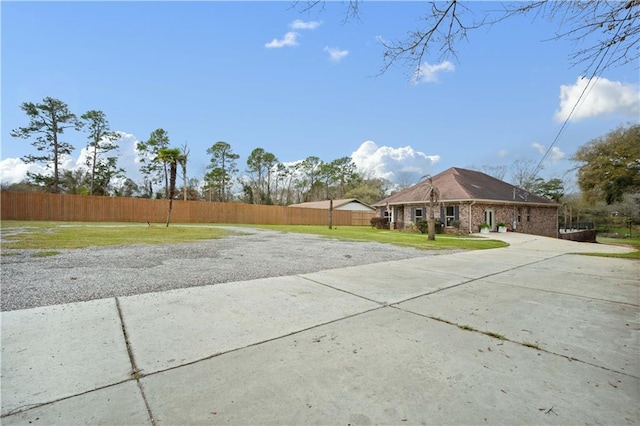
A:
[350,141,440,184]
[0,158,47,184]
[549,147,565,162]
[265,31,299,49]
[290,19,322,30]
[532,142,546,155]
[532,142,565,162]
[0,131,143,186]
[554,76,639,122]
[266,20,322,49]
[324,46,349,62]
[0,153,87,185]
[73,148,90,169]
[73,131,140,175]
[412,61,455,84]
[497,149,508,158]
[374,35,389,45]
[115,131,144,178]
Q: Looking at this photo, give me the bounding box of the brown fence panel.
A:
[351,211,376,226]
[1,192,375,226]
[0,192,158,223]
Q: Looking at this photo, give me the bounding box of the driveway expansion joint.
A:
[388,257,553,306]
[138,305,386,379]
[0,379,134,419]
[494,281,640,308]
[115,297,156,426]
[297,274,385,305]
[393,306,640,380]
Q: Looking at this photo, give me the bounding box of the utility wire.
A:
[532,5,632,177]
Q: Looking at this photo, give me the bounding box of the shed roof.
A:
[289,198,376,210]
[374,167,556,206]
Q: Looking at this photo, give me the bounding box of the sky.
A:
[1,1,638,191]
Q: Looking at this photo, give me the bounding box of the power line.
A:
[532,5,633,177]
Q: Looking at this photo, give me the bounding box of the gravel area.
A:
[1,227,460,311]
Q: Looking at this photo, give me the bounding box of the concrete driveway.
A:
[1,232,638,425]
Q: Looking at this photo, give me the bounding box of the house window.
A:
[527,207,531,222]
[412,207,424,222]
[517,207,522,222]
[443,206,460,227]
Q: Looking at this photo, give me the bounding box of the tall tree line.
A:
[11,97,637,214]
[10,97,123,195]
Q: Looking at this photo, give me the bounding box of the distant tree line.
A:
[7,97,640,222]
[7,97,392,206]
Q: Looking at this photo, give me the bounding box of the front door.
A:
[484,209,494,230]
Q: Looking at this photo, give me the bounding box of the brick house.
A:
[373,167,559,238]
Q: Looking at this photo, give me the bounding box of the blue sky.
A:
[1,1,638,190]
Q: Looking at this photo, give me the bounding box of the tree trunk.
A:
[52,113,59,193]
[428,200,436,241]
[90,146,97,195]
[165,163,177,227]
[166,198,173,227]
[163,162,169,199]
[329,199,333,229]
[182,162,187,201]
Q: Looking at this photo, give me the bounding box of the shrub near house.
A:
[370,217,389,229]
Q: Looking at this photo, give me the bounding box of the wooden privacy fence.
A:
[1,192,375,226]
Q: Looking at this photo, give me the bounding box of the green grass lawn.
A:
[0,221,234,249]
[592,235,640,260]
[0,221,507,251]
[229,224,507,251]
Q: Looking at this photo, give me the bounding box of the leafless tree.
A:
[396,171,419,189]
[295,1,639,78]
[510,158,539,191]
[180,142,190,201]
[476,165,508,181]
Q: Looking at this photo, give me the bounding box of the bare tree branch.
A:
[505,1,640,74]
[296,0,639,79]
[378,1,488,77]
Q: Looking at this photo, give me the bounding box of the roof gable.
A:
[289,198,375,210]
[375,167,555,205]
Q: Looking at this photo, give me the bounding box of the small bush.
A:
[370,217,390,229]
[416,219,443,234]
